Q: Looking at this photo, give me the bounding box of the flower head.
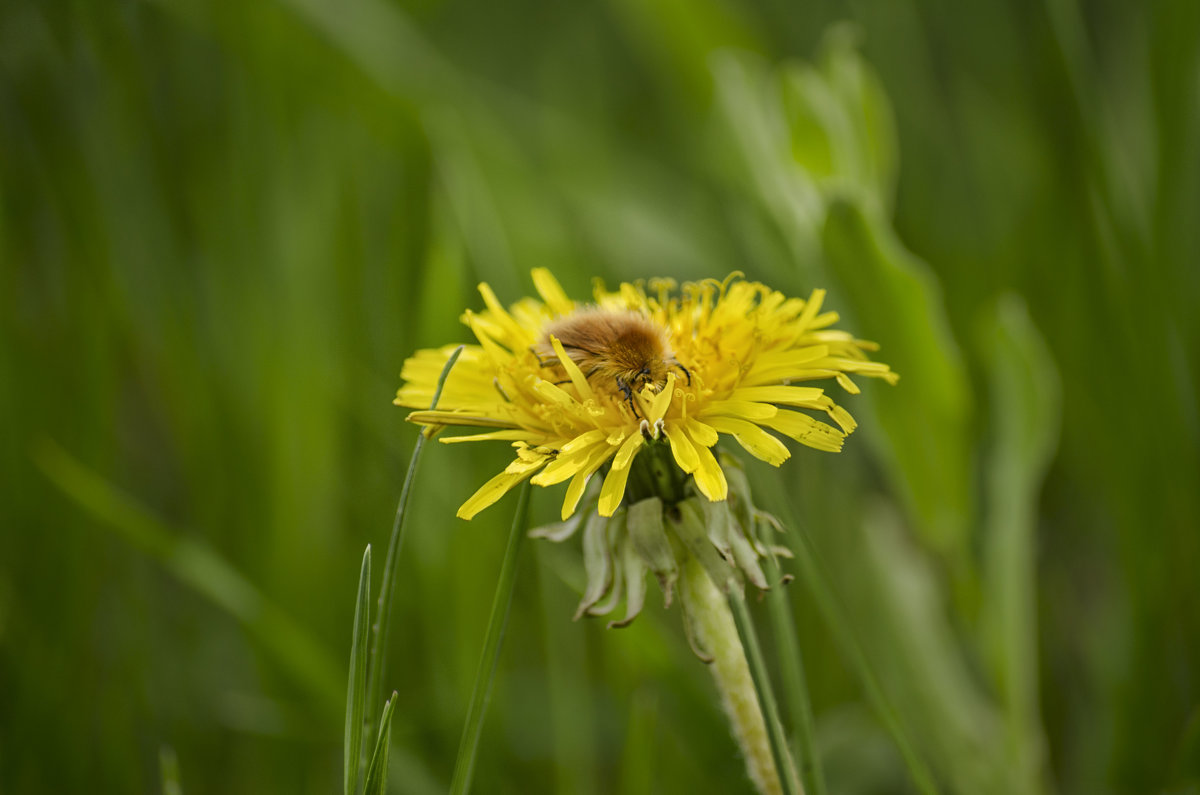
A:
[396,269,896,521]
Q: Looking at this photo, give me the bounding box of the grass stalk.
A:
[449,481,531,795]
[345,545,373,795]
[363,692,398,795]
[366,345,464,732]
[788,528,940,795]
[761,551,826,795]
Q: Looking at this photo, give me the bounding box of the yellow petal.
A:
[683,418,719,447]
[533,442,604,486]
[647,373,676,423]
[836,373,861,394]
[505,452,549,475]
[406,410,521,429]
[690,443,728,501]
[561,428,607,454]
[550,335,596,403]
[826,403,857,433]
[440,430,535,444]
[598,434,644,516]
[559,445,614,519]
[797,288,826,328]
[532,268,575,316]
[728,385,825,406]
[704,416,790,466]
[811,310,840,329]
[760,410,846,452]
[664,422,699,474]
[742,345,831,384]
[476,282,529,345]
[457,469,533,520]
[532,379,581,408]
[700,400,777,421]
[463,311,516,364]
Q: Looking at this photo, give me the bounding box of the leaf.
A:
[977,295,1061,792]
[822,198,975,564]
[363,692,397,795]
[345,545,372,795]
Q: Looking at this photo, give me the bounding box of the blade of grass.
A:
[788,526,940,795]
[33,439,343,715]
[761,550,826,795]
[367,345,464,732]
[978,297,1060,794]
[159,745,183,795]
[345,545,373,795]
[727,584,801,795]
[363,692,398,795]
[449,481,531,795]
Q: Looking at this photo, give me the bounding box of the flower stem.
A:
[680,559,802,795]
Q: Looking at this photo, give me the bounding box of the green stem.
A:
[681,560,801,795]
[762,552,826,795]
[449,481,531,795]
[366,345,464,733]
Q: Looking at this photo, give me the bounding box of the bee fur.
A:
[533,308,689,415]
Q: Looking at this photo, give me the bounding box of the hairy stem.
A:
[681,559,801,795]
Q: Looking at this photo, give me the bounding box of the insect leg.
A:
[616,377,642,419]
[493,378,512,402]
[671,362,692,386]
[528,345,558,368]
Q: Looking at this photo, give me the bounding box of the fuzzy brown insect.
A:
[535,308,690,410]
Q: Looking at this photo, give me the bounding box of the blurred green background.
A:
[2,0,1198,793]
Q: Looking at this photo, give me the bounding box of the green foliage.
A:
[363,693,397,795]
[3,0,1197,793]
[449,483,530,795]
[345,546,372,795]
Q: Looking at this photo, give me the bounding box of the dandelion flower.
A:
[395,269,896,522]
